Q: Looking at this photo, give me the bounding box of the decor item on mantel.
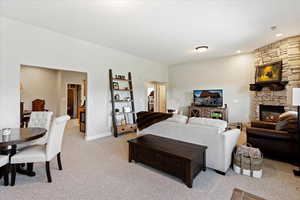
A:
[292,88,300,176]
[249,61,288,91]
[109,69,137,137]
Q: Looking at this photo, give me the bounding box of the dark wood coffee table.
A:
[128,134,207,188]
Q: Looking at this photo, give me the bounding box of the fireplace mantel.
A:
[249,81,288,91]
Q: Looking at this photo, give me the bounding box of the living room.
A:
[0,1,300,200]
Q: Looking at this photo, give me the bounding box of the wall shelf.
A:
[249,81,288,91]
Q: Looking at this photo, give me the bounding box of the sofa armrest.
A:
[251,120,276,130]
[246,127,295,141]
[222,129,241,172]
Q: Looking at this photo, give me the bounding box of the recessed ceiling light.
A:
[276,33,283,37]
[236,50,242,54]
[195,46,208,53]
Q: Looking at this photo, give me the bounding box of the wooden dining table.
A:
[0,128,47,185]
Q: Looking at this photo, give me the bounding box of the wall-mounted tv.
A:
[193,89,223,107]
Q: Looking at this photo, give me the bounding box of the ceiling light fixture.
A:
[236,50,242,54]
[195,46,208,53]
[276,33,283,37]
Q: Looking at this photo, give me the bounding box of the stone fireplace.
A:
[259,105,285,122]
[251,35,300,120]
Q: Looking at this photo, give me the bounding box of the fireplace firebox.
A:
[259,105,285,122]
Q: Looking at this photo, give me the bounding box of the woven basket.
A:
[233,144,263,177]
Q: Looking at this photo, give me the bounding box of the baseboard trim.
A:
[85,132,112,141]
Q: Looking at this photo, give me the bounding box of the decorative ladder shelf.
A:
[109,69,137,137]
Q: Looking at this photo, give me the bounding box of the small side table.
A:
[228,122,243,130]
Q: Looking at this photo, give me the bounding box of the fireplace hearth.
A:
[259,105,285,122]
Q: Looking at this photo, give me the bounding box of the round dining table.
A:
[0,128,47,185]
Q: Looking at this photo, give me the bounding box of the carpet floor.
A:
[0,124,300,200]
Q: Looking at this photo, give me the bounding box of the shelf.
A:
[249,81,288,91]
[114,100,133,103]
[113,89,132,91]
[116,124,137,134]
[109,69,136,137]
[115,112,135,115]
[113,78,131,82]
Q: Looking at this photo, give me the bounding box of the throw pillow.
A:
[279,111,297,121]
[276,112,298,132]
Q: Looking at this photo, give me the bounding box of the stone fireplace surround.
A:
[251,35,300,120]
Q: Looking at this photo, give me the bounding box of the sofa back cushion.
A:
[188,117,227,133]
[165,114,188,124]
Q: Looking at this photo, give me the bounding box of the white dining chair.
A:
[27,111,53,145]
[0,155,9,186]
[10,115,70,186]
[18,112,53,150]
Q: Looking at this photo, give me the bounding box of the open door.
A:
[146,82,167,113]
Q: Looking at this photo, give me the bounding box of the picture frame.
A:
[255,61,282,83]
[113,82,119,90]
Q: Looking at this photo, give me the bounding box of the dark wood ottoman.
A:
[128,134,207,188]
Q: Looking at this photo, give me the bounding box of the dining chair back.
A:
[46,115,70,161]
[28,111,53,145]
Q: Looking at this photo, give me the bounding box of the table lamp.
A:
[292,88,300,176]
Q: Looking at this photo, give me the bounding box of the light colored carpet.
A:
[0,124,300,200]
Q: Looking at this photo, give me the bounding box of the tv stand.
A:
[188,104,228,122]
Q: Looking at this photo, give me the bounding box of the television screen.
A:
[193,89,223,107]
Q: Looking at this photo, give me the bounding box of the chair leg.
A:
[4,164,9,186]
[57,153,62,170]
[27,163,33,172]
[11,164,16,186]
[45,161,52,183]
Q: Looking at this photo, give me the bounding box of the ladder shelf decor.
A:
[109,69,137,137]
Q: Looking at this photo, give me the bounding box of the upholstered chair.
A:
[28,112,53,144]
[0,155,9,186]
[10,115,70,186]
[18,112,53,150]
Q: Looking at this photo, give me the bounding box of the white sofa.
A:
[139,120,240,173]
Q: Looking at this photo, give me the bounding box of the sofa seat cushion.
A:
[11,145,46,164]
[246,127,296,141]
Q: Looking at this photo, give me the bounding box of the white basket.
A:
[233,164,262,178]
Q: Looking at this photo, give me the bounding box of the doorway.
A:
[146,81,167,113]
[67,84,82,119]
[20,65,88,137]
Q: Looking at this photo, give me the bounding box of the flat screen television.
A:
[193,89,223,107]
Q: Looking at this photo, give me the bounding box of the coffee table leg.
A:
[202,151,206,171]
[128,143,133,163]
[185,162,193,188]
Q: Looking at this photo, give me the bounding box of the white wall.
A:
[168,54,254,122]
[0,17,168,140]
